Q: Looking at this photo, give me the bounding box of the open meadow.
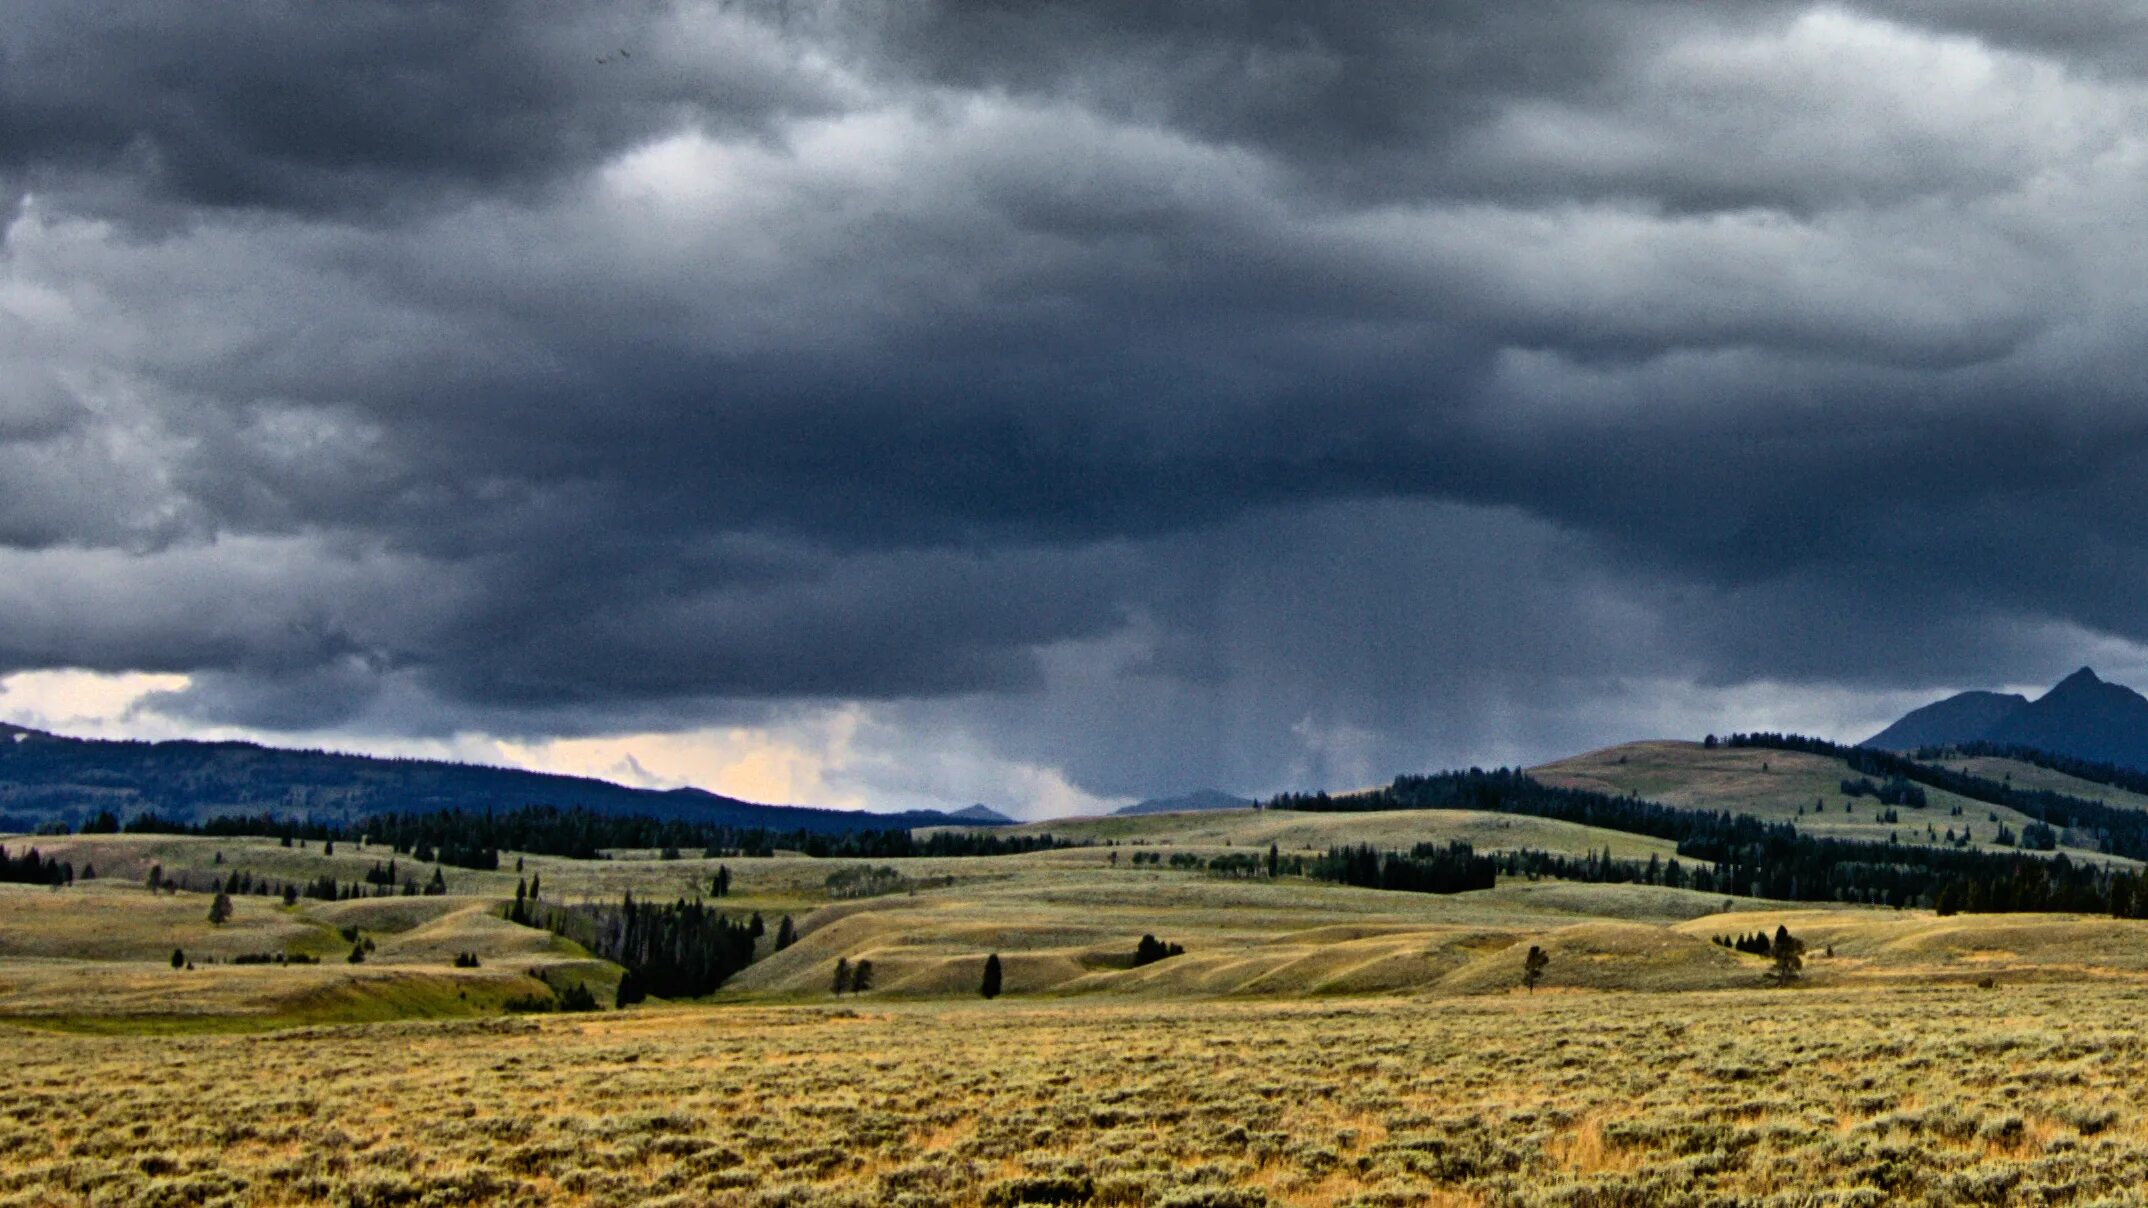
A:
[1532,742,2131,866]
[10,986,2148,1207]
[13,806,2148,1205]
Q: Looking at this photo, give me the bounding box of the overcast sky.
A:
[4,1,2147,816]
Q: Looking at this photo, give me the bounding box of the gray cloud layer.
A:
[4,0,2147,805]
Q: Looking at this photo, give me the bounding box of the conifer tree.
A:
[1523,945,1549,993]
[850,959,874,993]
[981,953,1003,999]
[171,947,185,969]
[208,892,233,926]
[775,915,797,950]
[1767,925,1806,987]
[832,957,851,997]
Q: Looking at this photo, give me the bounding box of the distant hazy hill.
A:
[1113,789,1254,816]
[1865,668,2148,771]
[947,804,1016,824]
[0,724,984,834]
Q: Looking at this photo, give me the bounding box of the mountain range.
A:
[1864,667,2148,770]
[0,722,1005,833]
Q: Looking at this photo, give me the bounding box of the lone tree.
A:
[170,948,186,970]
[774,915,797,951]
[1767,925,1807,987]
[981,953,1003,999]
[1522,944,1549,994]
[207,892,233,926]
[832,957,851,997]
[850,959,874,993]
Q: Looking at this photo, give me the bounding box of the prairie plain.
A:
[11,771,2148,1206]
[9,985,2148,1206]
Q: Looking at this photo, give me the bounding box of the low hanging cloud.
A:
[4,1,2148,813]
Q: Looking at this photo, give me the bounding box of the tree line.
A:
[1272,767,2148,915]
[1919,741,2148,801]
[1269,766,1789,850]
[91,804,1087,869]
[1840,776,1928,808]
[1309,842,1499,894]
[1314,831,2145,915]
[0,844,72,886]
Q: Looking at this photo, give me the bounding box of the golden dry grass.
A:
[10,986,2148,1206]
[983,808,1683,861]
[15,831,2148,1203]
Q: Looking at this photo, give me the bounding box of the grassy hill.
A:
[1531,739,2129,865]
[19,820,2148,1032]
[14,733,2148,1031]
[1934,753,2148,813]
[985,806,1682,860]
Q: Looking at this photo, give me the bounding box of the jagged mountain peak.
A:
[1865,668,2148,772]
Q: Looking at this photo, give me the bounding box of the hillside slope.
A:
[1529,740,2124,865]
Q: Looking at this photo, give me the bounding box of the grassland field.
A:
[1533,742,2134,867]
[11,740,2148,1204]
[10,986,2148,1206]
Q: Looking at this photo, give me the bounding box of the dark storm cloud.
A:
[0,0,844,216]
[5,0,2148,800]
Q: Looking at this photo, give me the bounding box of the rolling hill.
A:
[1529,739,2128,865]
[0,723,996,834]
